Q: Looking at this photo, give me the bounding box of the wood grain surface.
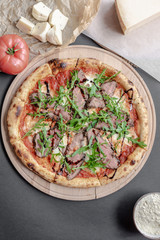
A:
[1,45,156,201]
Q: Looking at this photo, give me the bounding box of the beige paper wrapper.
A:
[0,0,100,60]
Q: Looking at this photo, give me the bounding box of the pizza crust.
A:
[11,139,56,182]
[16,63,52,102]
[55,175,101,188]
[48,58,78,75]
[7,97,25,142]
[98,147,146,185]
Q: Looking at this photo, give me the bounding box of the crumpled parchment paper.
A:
[0,0,100,60]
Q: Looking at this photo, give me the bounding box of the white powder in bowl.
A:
[134,193,160,238]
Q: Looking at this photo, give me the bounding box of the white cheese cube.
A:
[46,26,62,45]
[16,17,35,35]
[32,22,51,43]
[32,2,52,21]
[52,148,61,162]
[49,9,68,30]
[62,134,68,147]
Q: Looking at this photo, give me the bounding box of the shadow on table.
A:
[115,191,146,233]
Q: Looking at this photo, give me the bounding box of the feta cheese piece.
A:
[46,26,62,45]
[52,148,61,162]
[49,9,68,30]
[32,2,52,21]
[16,17,35,34]
[32,22,51,43]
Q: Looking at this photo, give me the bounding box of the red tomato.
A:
[0,34,29,75]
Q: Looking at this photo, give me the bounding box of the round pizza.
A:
[7,58,148,187]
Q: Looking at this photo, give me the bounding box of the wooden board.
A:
[1,45,156,201]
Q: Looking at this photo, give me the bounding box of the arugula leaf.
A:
[66,94,84,118]
[93,69,107,88]
[116,121,130,140]
[50,86,69,109]
[77,143,106,174]
[87,84,102,98]
[51,150,72,173]
[22,118,48,138]
[89,136,94,147]
[93,69,120,86]
[36,127,53,156]
[31,81,50,111]
[64,160,72,173]
[127,137,147,148]
[87,119,98,131]
[50,153,59,163]
[70,139,108,174]
[57,114,68,137]
[28,111,49,119]
[69,70,80,90]
[104,94,127,119]
[71,146,89,157]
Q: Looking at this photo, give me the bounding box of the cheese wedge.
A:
[16,17,35,34]
[32,2,52,21]
[49,9,68,30]
[46,26,62,45]
[115,0,160,34]
[32,22,51,42]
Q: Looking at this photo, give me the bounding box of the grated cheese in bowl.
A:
[133,193,160,239]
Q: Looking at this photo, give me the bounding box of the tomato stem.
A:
[6,42,20,55]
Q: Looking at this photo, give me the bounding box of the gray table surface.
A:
[0,34,160,240]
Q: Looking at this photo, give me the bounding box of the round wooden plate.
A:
[1,45,156,201]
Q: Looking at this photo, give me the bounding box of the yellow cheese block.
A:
[115,0,160,34]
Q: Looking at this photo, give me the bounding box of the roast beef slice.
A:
[78,69,87,83]
[101,81,117,97]
[33,132,52,158]
[73,87,85,110]
[87,96,105,109]
[66,132,84,163]
[49,128,61,149]
[96,135,119,169]
[67,160,84,180]
[54,105,71,121]
[29,92,55,109]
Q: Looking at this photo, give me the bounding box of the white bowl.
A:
[133,192,160,239]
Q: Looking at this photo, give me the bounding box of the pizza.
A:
[7,58,148,187]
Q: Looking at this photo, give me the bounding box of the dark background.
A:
[0,34,160,240]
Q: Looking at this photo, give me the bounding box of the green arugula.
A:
[28,111,49,119]
[93,69,120,88]
[22,118,48,138]
[127,137,147,148]
[104,94,128,120]
[79,84,102,98]
[64,160,72,173]
[86,119,98,131]
[69,70,80,90]
[57,114,68,137]
[50,151,72,173]
[31,81,50,111]
[37,127,53,156]
[73,141,107,174]
[78,69,120,99]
